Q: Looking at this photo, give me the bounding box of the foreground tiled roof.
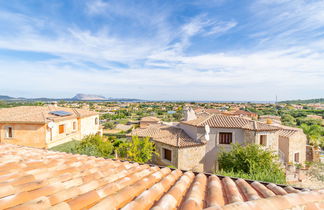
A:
[182,115,279,131]
[0,144,323,210]
[130,124,204,148]
[0,106,98,123]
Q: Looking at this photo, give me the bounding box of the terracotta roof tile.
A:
[0,143,323,210]
[130,125,205,148]
[141,116,160,122]
[182,114,279,131]
[0,106,98,123]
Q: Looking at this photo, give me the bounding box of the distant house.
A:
[139,116,160,128]
[259,115,282,124]
[276,125,307,164]
[131,109,278,172]
[225,110,258,120]
[0,106,102,148]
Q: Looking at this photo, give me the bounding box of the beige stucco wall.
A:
[179,123,198,140]
[80,115,100,137]
[46,118,82,148]
[0,123,46,148]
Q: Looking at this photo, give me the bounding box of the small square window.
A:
[163,148,172,161]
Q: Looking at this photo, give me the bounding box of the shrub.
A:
[217,144,286,184]
[76,135,114,158]
[118,136,157,163]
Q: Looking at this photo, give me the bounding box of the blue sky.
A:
[0,0,323,101]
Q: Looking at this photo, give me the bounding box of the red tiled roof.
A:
[140,116,160,122]
[0,143,323,210]
[182,115,279,131]
[130,124,204,148]
[0,106,98,124]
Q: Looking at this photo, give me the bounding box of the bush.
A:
[217,144,286,184]
[118,136,157,163]
[75,135,114,158]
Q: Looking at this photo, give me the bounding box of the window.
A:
[260,135,267,146]
[5,126,13,138]
[294,153,300,163]
[163,148,172,161]
[73,122,76,131]
[59,124,65,134]
[219,132,232,144]
[95,117,99,125]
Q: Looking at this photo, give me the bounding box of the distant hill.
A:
[0,94,143,102]
[279,98,324,104]
[0,95,15,100]
[72,93,106,101]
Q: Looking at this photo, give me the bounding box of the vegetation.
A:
[279,98,324,104]
[51,135,114,158]
[117,136,157,163]
[217,144,286,184]
[50,135,157,164]
[307,162,324,182]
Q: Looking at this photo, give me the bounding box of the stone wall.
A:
[178,145,206,172]
[152,141,179,167]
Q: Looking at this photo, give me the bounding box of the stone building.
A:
[0,106,102,148]
[131,109,307,173]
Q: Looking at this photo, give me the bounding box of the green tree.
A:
[103,121,116,129]
[118,136,157,163]
[217,144,286,184]
[281,114,296,126]
[76,135,114,158]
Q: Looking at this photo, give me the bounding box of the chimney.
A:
[183,107,197,121]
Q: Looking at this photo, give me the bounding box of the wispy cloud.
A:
[0,0,323,100]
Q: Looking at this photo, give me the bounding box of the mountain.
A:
[72,93,107,101]
[0,95,15,100]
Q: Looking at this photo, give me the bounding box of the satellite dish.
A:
[48,122,55,129]
[205,124,210,134]
[204,124,210,141]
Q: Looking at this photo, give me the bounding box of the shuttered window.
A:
[59,124,65,134]
[219,132,232,144]
[294,153,299,163]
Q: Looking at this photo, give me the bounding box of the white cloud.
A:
[0,1,323,100]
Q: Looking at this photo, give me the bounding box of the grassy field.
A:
[50,140,80,154]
